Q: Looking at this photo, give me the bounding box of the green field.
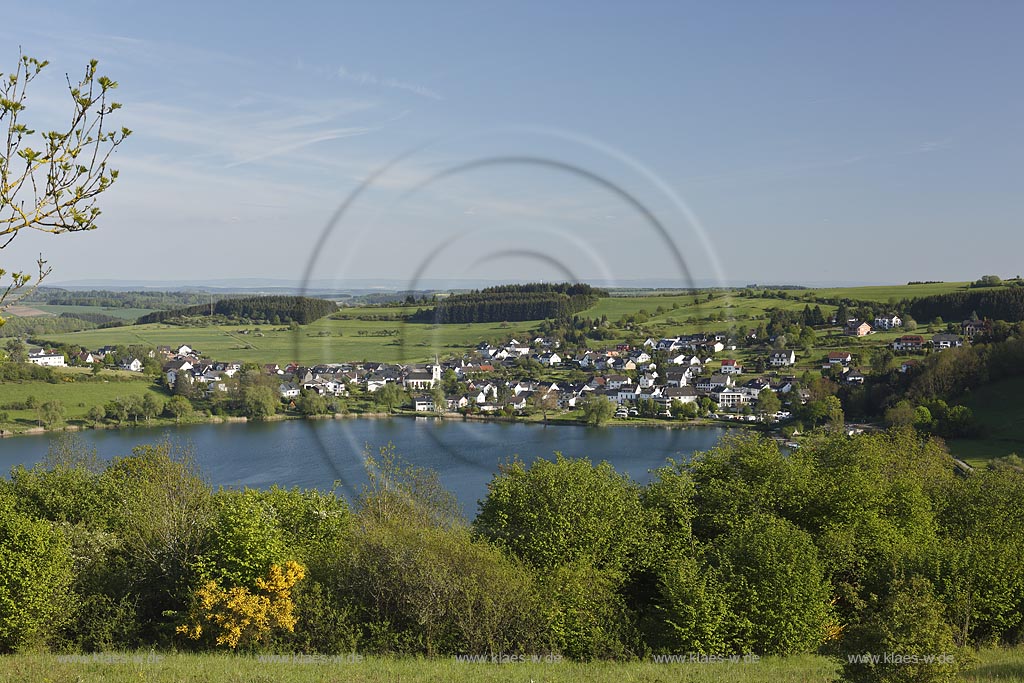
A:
[30,293,896,366]
[0,648,1020,683]
[0,368,165,433]
[39,297,818,366]
[42,317,545,366]
[580,293,826,322]
[946,377,1024,466]
[780,281,982,303]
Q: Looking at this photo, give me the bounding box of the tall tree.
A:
[580,394,615,426]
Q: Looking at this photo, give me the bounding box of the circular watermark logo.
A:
[294,127,724,501]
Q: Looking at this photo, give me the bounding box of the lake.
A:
[0,417,735,513]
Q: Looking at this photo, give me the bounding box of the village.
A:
[21,312,980,425]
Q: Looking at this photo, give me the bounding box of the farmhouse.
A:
[27,348,66,367]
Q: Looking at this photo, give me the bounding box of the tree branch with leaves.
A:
[0,51,130,322]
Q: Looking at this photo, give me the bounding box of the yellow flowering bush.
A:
[177,561,305,649]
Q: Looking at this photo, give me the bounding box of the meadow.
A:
[779,281,980,303]
[0,648,1022,683]
[0,368,164,432]
[40,294,831,365]
[41,317,544,365]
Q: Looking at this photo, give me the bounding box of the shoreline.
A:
[0,408,758,440]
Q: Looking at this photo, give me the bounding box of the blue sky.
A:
[2,1,1022,288]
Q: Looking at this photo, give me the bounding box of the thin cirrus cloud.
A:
[337,65,443,101]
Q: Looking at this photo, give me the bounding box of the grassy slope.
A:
[42,294,815,366]
[29,291,962,367]
[780,281,980,303]
[41,316,544,366]
[0,368,165,432]
[0,649,1021,682]
[946,376,1024,466]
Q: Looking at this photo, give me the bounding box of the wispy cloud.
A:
[337,65,443,100]
[918,138,953,153]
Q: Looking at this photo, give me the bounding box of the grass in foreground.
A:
[0,652,839,683]
[1,648,1023,683]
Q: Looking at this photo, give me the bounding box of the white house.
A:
[827,351,853,366]
[604,375,632,390]
[696,374,734,392]
[769,350,796,367]
[278,382,301,399]
[27,348,66,367]
[413,396,435,412]
[873,314,902,330]
[638,373,658,389]
[719,359,743,375]
[119,357,144,372]
[711,388,746,409]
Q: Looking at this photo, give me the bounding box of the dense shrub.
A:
[0,430,1019,669]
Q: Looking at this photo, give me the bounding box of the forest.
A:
[26,289,229,310]
[408,283,605,324]
[135,296,339,326]
[1,430,1020,683]
[907,287,1024,324]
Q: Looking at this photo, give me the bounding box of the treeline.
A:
[1,430,1019,683]
[0,316,100,339]
[136,296,338,326]
[908,287,1024,324]
[58,311,125,326]
[409,283,604,324]
[27,288,225,310]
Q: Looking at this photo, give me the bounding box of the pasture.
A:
[0,369,165,432]
[780,281,980,303]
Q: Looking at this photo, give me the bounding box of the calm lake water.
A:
[0,418,734,512]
